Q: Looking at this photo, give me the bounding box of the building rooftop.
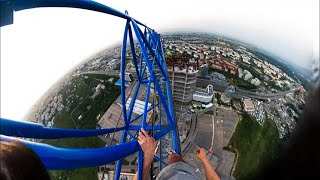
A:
[243,99,255,112]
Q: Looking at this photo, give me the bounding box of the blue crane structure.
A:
[0,0,181,179]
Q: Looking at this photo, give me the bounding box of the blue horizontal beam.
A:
[0,118,125,139]
[126,130,136,140]
[128,125,160,131]
[0,134,139,170]
[10,0,146,27]
[129,103,159,124]
[154,127,172,141]
[141,79,155,84]
[0,126,173,170]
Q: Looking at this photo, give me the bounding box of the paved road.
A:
[197,78,295,100]
[77,71,295,100]
[181,106,214,152]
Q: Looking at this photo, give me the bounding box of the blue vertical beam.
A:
[143,27,148,44]
[140,64,147,80]
[147,29,156,50]
[141,57,156,128]
[120,21,130,127]
[147,29,167,80]
[162,49,180,153]
[125,130,136,140]
[154,79,174,125]
[150,30,180,153]
[147,29,152,48]
[138,149,143,180]
[137,28,167,80]
[129,103,159,124]
[141,29,167,78]
[158,34,166,67]
[152,79,174,125]
[147,30,159,68]
[131,19,174,127]
[142,76,152,128]
[115,130,128,179]
[162,54,180,154]
[128,24,141,82]
[127,81,141,123]
[158,98,163,170]
[151,30,164,63]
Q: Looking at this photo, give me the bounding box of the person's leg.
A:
[168,154,184,164]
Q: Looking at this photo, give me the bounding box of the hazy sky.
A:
[1,0,319,120]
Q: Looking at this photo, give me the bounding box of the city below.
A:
[26,33,308,180]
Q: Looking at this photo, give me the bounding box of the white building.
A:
[251,78,261,86]
[243,99,255,113]
[193,92,213,104]
[125,98,151,115]
[119,72,133,82]
[241,54,251,64]
[243,70,253,81]
[238,68,243,78]
[193,85,214,104]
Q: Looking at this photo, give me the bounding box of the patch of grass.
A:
[45,75,120,180]
[228,113,283,180]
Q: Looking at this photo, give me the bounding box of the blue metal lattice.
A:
[0,0,180,179]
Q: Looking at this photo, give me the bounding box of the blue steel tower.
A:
[0,0,181,179]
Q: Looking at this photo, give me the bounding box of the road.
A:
[181,106,214,152]
[197,77,296,100]
[77,71,295,100]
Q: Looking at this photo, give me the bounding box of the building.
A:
[119,72,133,82]
[91,83,106,99]
[199,64,209,77]
[241,54,251,64]
[210,72,228,87]
[243,99,255,113]
[238,68,243,78]
[98,170,135,180]
[166,52,199,142]
[221,85,235,103]
[255,102,265,125]
[251,78,261,86]
[212,59,224,71]
[107,59,120,69]
[193,85,214,104]
[98,82,152,144]
[125,98,151,115]
[243,70,253,81]
[211,56,238,75]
